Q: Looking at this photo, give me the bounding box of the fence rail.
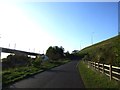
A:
[86,61,120,81]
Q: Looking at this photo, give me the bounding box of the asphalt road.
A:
[5,60,85,88]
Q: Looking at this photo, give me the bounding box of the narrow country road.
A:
[4,60,85,88]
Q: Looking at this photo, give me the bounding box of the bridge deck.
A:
[0,47,41,56]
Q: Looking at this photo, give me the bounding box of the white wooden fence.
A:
[86,61,120,81]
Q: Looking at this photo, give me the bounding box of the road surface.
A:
[4,60,85,88]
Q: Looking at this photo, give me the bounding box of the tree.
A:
[64,51,70,59]
[46,46,55,60]
[46,46,64,61]
[2,54,31,69]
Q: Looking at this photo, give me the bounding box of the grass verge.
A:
[2,59,70,87]
[77,61,120,88]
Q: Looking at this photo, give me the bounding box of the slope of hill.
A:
[79,35,120,67]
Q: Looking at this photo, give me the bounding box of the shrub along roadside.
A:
[2,59,70,87]
[77,61,120,88]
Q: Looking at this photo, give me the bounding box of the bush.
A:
[32,56,42,68]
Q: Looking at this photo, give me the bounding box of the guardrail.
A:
[86,61,120,81]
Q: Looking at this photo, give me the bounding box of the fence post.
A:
[93,62,94,68]
[92,61,93,68]
[98,62,99,72]
[90,61,91,67]
[102,63,104,74]
[94,62,96,70]
[91,62,93,67]
[88,61,90,68]
[109,65,112,80]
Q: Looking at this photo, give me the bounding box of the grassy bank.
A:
[2,59,70,86]
[77,61,120,88]
[79,35,120,67]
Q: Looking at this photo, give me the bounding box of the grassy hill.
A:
[79,35,120,67]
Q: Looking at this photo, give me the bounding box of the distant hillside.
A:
[79,35,120,67]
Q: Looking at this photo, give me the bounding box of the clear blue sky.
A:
[0,2,118,55]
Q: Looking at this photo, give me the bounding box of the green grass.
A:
[79,35,120,67]
[2,59,70,86]
[2,66,42,85]
[77,61,120,88]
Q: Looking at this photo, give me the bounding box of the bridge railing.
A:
[85,60,120,81]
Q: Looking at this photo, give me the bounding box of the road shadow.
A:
[46,69,77,74]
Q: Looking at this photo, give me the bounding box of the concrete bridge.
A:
[0,47,41,60]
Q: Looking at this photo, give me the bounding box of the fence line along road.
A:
[85,60,120,81]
